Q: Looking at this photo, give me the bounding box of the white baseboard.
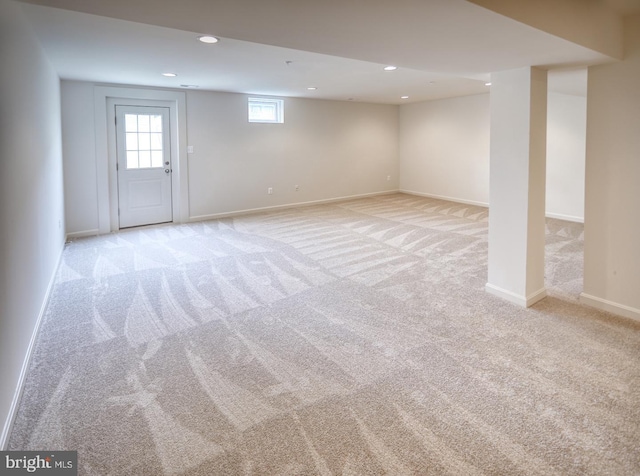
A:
[399,189,489,208]
[188,190,399,222]
[399,190,585,224]
[66,228,100,239]
[0,245,65,450]
[545,212,584,223]
[580,293,640,322]
[485,283,547,308]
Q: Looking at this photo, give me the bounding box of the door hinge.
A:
[116,163,119,171]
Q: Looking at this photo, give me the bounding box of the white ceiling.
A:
[18,0,620,103]
[19,4,491,104]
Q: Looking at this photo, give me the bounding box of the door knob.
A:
[164,169,170,174]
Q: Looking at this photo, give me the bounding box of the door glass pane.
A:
[126,151,139,169]
[126,133,138,150]
[138,115,150,132]
[139,150,151,168]
[150,115,162,132]
[150,133,162,150]
[138,133,151,150]
[122,113,165,169]
[125,114,138,132]
[151,151,163,168]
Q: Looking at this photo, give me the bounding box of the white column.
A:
[486,67,547,307]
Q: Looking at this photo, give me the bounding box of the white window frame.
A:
[248,97,284,123]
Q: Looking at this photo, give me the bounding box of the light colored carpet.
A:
[8,193,640,475]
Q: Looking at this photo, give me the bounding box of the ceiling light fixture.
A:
[384,66,397,71]
[199,35,219,44]
[162,72,177,77]
[307,87,317,90]
[180,84,199,88]
[401,96,409,99]
[485,82,492,86]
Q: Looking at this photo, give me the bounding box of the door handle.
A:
[164,169,171,174]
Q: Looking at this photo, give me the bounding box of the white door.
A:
[115,105,173,228]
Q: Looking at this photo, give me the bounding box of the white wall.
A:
[186,91,398,219]
[399,94,490,206]
[0,0,65,447]
[582,13,640,320]
[399,91,586,221]
[61,81,98,234]
[62,82,399,233]
[546,92,586,222]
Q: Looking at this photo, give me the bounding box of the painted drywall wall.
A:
[0,0,65,446]
[186,91,398,219]
[467,0,623,60]
[61,82,399,233]
[398,94,490,206]
[582,13,640,320]
[399,91,586,221]
[61,81,98,234]
[486,67,548,306]
[546,92,586,222]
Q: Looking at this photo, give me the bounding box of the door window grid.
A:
[124,114,164,169]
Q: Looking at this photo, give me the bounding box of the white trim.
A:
[94,86,188,234]
[66,229,100,239]
[545,212,584,223]
[189,191,399,222]
[0,244,65,450]
[399,190,585,224]
[109,102,174,229]
[399,189,489,208]
[580,293,640,322]
[485,283,547,308]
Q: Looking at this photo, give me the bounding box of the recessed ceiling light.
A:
[307,87,317,90]
[162,72,177,77]
[180,84,199,88]
[401,96,409,99]
[384,66,398,71]
[485,82,492,86]
[199,35,219,44]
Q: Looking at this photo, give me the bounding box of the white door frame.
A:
[115,105,173,228]
[94,86,188,234]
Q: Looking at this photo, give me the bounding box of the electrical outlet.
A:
[268,187,273,195]
[295,185,299,191]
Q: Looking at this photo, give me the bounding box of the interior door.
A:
[116,105,172,228]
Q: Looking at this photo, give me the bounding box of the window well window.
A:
[248,97,284,123]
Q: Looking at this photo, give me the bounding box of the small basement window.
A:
[248,97,284,123]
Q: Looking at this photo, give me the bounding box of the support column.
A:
[486,67,547,307]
